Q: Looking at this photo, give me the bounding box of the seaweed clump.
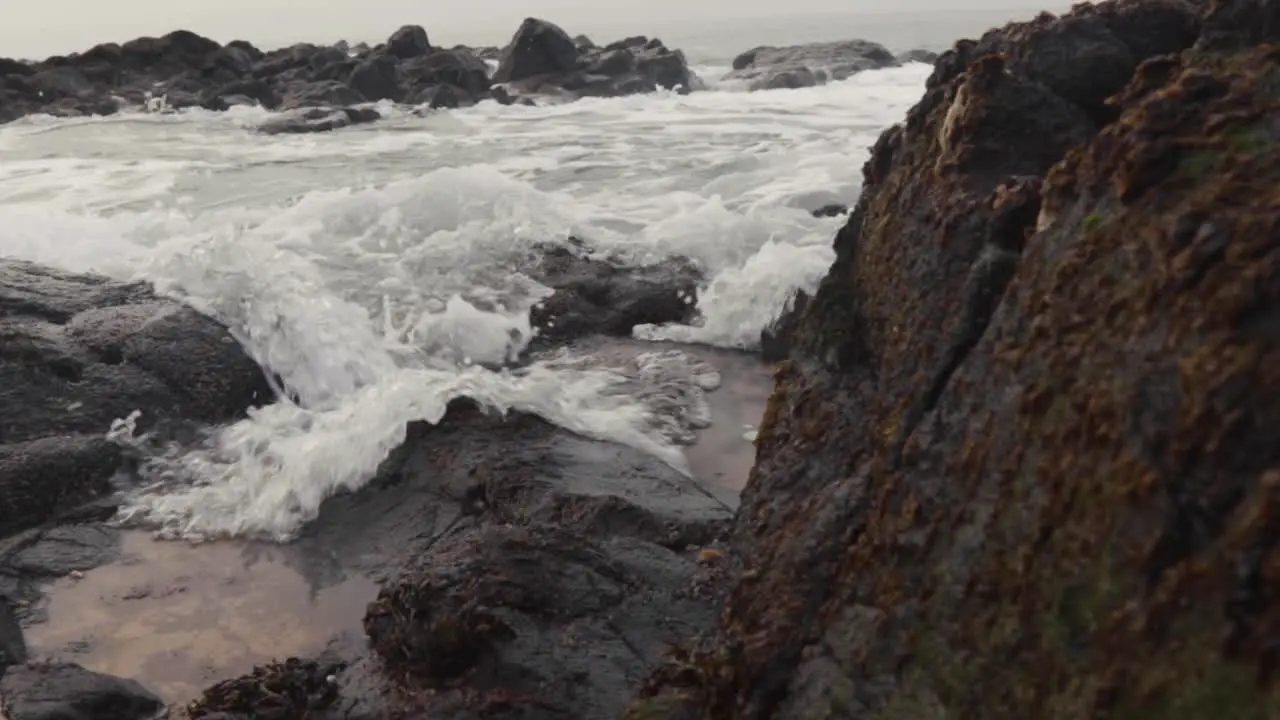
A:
[186,658,345,720]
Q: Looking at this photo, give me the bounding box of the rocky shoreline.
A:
[0,17,934,135]
[3,0,1278,718]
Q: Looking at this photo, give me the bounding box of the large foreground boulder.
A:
[0,259,272,536]
[186,399,735,719]
[633,0,1280,717]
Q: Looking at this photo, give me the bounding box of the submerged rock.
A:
[0,662,163,720]
[0,259,272,536]
[725,39,899,91]
[256,105,381,134]
[809,202,849,218]
[898,48,939,64]
[635,0,1280,717]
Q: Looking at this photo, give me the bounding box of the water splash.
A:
[0,64,931,541]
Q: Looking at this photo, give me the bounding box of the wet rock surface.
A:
[0,259,273,537]
[0,599,25,674]
[175,398,735,719]
[494,19,697,102]
[725,39,900,90]
[0,18,699,127]
[0,662,164,720]
[634,0,1280,717]
[525,239,702,351]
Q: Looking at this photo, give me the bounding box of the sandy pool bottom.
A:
[23,532,376,703]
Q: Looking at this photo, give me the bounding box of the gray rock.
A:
[6,525,118,578]
[386,25,431,59]
[0,663,162,720]
[257,106,380,134]
[0,259,272,536]
[399,48,492,99]
[898,48,940,64]
[347,54,402,102]
[300,399,732,718]
[278,79,366,110]
[524,239,702,350]
[725,39,900,91]
[493,17,580,83]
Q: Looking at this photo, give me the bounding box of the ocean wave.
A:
[0,64,930,540]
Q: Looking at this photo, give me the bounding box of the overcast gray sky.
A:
[4,0,1068,60]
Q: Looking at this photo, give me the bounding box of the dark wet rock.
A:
[634,1,1280,717]
[492,20,694,103]
[252,42,327,78]
[188,394,734,718]
[726,39,899,91]
[359,401,731,717]
[188,658,344,719]
[0,662,162,720]
[759,289,809,363]
[525,240,702,349]
[399,48,492,101]
[3,525,118,579]
[407,84,464,110]
[0,598,25,674]
[205,44,257,82]
[365,523,717,716]
[898,48,939,64]
[493,17,580,83]
[257,105,380,134]
[278,79,366,109]
[927,0,1201,124]
[386,24,432,60]
[346,54,403,102]
[119,30,220,75]
[809,203,849,218]
[0,259,272,536]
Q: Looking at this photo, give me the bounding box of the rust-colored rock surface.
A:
[632,0,1280,717]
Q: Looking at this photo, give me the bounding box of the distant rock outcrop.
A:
[633,0,1280,717]
[0,19,700,128]
[724,38,901,90]
[493,18,696,101]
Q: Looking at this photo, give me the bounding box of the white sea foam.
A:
[0,63,930,541]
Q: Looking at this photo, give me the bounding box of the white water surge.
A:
[0,62,931,541]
